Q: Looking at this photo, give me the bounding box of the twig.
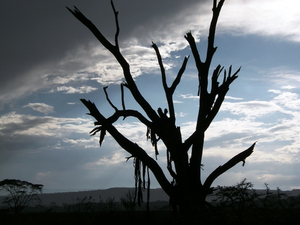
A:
[103,86,118,112]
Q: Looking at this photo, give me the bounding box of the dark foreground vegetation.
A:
[1,206,300,225]
[1,180,300,225]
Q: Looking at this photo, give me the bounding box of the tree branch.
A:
[184,32,202,69]
[152,43,168,92]
[66,6,115,52]
[152,43,190,123]
[81,99,152,129]
[205,0,225,65]
[67,5,160,124]
[110,0,120,48]
[152,42,176,122]
[203,142,256,190]
[210,64,223,95]
[170,55,189,94]
[108,109,152,128]
[204,66,239,130]
[80,99,172,196]
[120,83,127,112]
[103,86,118,112]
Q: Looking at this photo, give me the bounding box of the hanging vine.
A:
[133,157,150,208]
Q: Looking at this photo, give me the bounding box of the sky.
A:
[1,0,300,193]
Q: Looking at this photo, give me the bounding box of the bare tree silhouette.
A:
[67,0,255,213]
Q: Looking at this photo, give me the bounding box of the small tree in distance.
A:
[67,0,256,213]
[0,179,43,214]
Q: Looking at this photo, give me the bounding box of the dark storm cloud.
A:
[0,116,56,153]
[0,0,206,108]
[0,1,107,106]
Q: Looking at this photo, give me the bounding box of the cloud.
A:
[272,92,300,110]
[173,100,183,104]
[180,94,199,100]
[225,96,243,101]
[23,103,54,115]
[1,0,300,191]
[220,100,288,119]
[115,122,148,145]
[0,112,90,138]
[268,89,281,94]
[83,151,127,168]
[56,85,98,94]
[36,171,52,181]
[177,88,300,167]
[267,68,300,87]
[282,85,296,90]
[46,72,90,85]
[0,1,205,107]
[1,0,299,108]
[257,174,300,187]
[62,138,98,149]
[219,0,300,42]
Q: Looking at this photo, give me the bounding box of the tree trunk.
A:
[170,180,208,215]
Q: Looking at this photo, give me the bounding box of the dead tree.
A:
[67,0,255,213]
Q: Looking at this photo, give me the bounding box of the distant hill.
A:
[37,188,300,206]
[38,188,169,206]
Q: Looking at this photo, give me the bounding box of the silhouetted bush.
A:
[63,196,96,213]
[213,179,300,224]
[120,190,136,211]
[61,195,119,213]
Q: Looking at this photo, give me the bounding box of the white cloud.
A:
[282,85,296,90]
[56,85,98,94]
[268,89,281,94]
[173,100,183,104]
[115,122,147,144]
[62,138,90,145]
[46,72,90,86]
[267,68,300,87]
[23,103,54,115]
[272,92,300,110]
[62,138,98,149]
[220,0,300,42]
[221,100,287,119]
[180,93,199,100]
[83,151,127,169]
[225,96,243,101]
